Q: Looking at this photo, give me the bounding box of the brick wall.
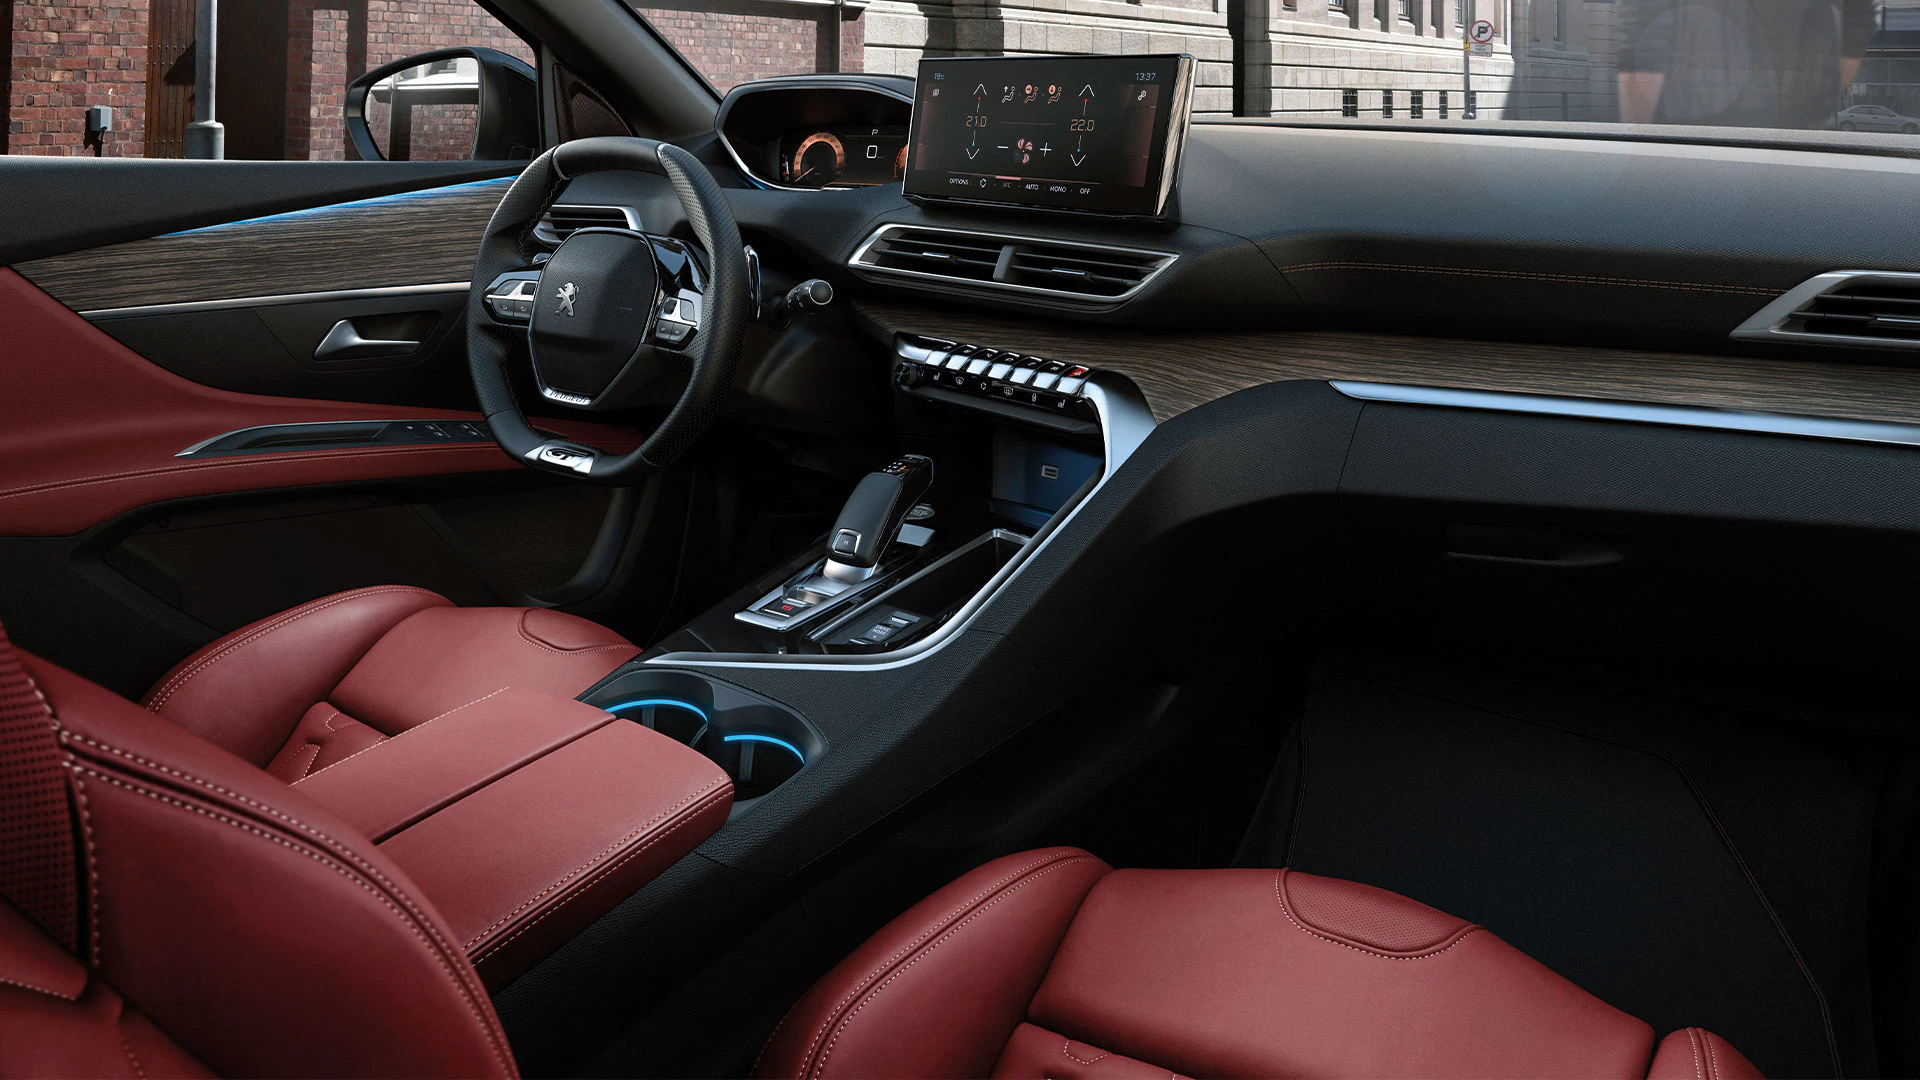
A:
[6,0,530,157]
[633,0,862,92]
[7,0,148,155]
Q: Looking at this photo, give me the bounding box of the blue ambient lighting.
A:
[161,176,513,236]
[603,698,709,722]
[722,733,805,760]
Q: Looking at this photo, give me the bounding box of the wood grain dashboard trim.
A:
[855,299,1920,428]
[11,177,511,313]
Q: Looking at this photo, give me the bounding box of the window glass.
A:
[3,1,532,158]
[624,0,1920,137]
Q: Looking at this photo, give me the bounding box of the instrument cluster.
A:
[715,76,916,192]
[779,127,909,188]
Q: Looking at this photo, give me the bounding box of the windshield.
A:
[632,0,1920,135]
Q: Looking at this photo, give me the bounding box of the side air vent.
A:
[1733,271,1920,351]
[534,204,640,246]
[850,224,1177,303]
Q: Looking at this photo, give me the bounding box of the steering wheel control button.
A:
[654,289,703,348]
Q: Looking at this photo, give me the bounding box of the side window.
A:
[2,1,534,160]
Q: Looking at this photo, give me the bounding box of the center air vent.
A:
[850,225,1176,303]
[1733,271,1920,351]
[535,204,640,246]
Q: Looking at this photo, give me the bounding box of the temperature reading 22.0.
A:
[904,54,1193,217]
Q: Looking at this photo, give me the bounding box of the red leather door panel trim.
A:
[0,268,636,535]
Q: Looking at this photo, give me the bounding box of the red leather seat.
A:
[139,584,641,782]
[755,848,1765,1080]
[0,602,730,1077]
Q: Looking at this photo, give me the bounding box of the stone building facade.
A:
[4,0,1637,157]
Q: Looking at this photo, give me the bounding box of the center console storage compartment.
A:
[814,528,1028,651]
[291,686,733,989]
[587,669,824,805]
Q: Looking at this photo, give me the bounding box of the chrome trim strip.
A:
[648,371,1156,672]
[1730,270,1920,352]
[1331,380,1920,448]
[533,204,643,246]
[174,417,480,458]
[847,223,1179,304]
[82,282,471,321]
[715,78,915,192]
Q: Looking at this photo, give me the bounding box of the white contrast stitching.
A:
[470,784,733,962]
[54,729,510,1068]
[1272,871,1477,960]
[145,586,442,710]
[0,972,79,1000]
[71,764,513,1077]
[286,742,323,781]
[290,688,510,787]
[791,849,1093,1077]
[513,611,636,656]
[462,777,731,950]
[1062,1041,1109,1065]
[119,1034,146,1079]
[813,857,1102,1079]
[69,768,102,967]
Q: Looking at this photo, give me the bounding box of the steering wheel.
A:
[466,136,748,483]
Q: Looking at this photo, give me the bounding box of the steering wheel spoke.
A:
[524,438,604,477]
[464,137,748,484]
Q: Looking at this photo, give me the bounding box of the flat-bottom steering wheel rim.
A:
[465,136,749,483]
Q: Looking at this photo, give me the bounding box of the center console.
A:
[618,331,1148,668]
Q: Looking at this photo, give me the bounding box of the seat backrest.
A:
[0,620,516,1078]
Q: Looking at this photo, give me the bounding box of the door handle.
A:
[314,319,421,361]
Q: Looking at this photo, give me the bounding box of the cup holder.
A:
[588,670,821,810]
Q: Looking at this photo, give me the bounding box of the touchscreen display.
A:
[903,54,1194,218]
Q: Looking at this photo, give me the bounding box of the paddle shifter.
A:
[825,455,934,581]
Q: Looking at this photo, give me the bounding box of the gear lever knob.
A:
[826,455,933,572]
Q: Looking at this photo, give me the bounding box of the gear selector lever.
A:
[824,455,933,581]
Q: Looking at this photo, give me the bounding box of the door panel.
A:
[0,269,637,536]
[93,286,473,404]
[0,158,515,265]
[13,177,510,312]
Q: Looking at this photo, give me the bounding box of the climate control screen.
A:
[903,54,1195,219]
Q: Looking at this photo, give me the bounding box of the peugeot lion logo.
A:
[555,282,579,317]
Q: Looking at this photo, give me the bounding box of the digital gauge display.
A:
[902,54,1195,218]
[778,127,908,188]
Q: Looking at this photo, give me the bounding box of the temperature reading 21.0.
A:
[903,54,1194,218]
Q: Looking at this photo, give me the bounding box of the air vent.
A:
[859,228,1002,284]
[534,204,640,246]
[850,225,1176,303]
[1733,271,1920,351]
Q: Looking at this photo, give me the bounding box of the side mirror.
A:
[345,47,538,162]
